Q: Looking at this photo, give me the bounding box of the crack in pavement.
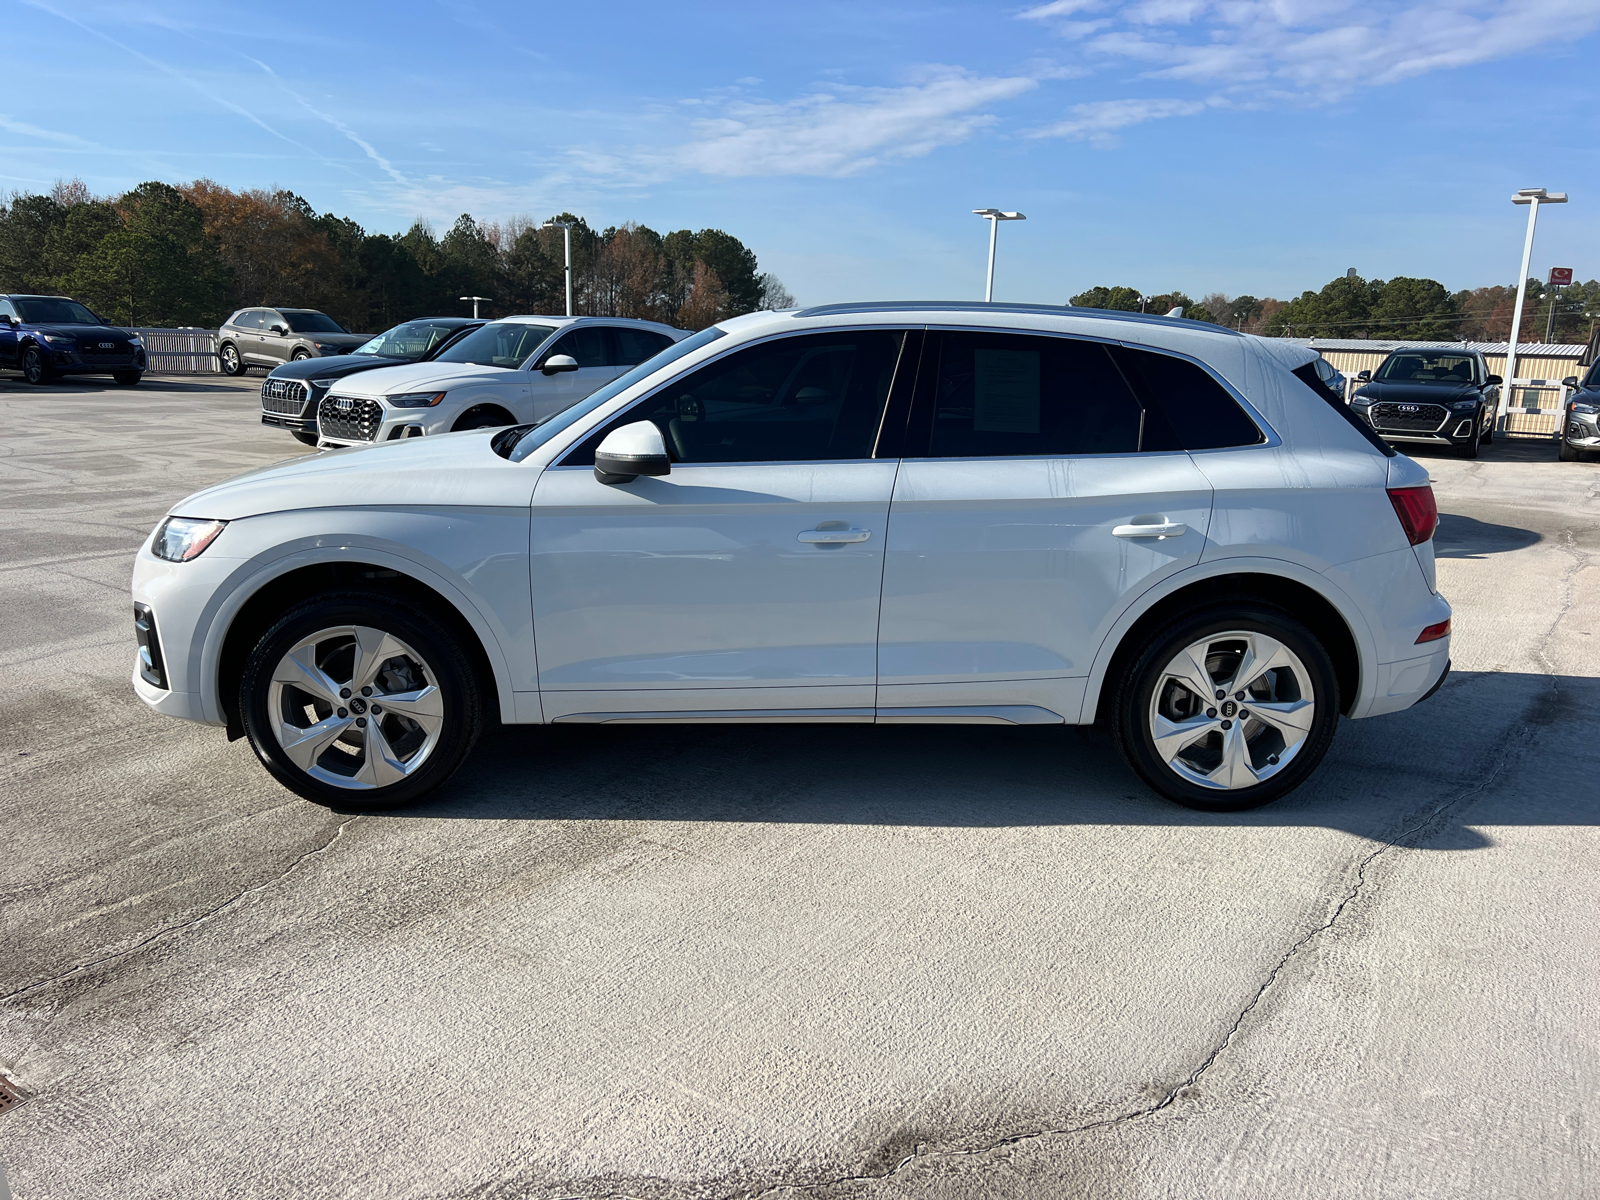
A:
[731,530,1592,1200]
[0,816,360,1007]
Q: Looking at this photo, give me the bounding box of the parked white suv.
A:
[131,303,1451,813]
[315,315,686,447]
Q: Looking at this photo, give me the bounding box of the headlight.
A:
[1573,402,1599,415]
[310,378,338,391]
[127,333,144,345]
[387,391,446,408]
[314,342,342,352]
[38,333,74,345]
[151,517,228,562]
[1448,400,1479,411]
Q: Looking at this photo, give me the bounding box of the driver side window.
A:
[564,330,907,466]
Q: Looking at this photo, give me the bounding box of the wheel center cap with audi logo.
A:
[1221,700,1238,718]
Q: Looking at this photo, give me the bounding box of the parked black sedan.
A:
[1348,348,1501,459]
[1558,361,1600,462]
[260,318,482,445]
[0,294,147,385]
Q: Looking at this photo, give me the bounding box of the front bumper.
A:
[130,542,246,727]
[1562,410,1600,447]
[262,412,317,433]
[42,346,147,374]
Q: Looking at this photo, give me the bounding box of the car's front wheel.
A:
[1558,436,1581,462]
[292,349,312,361]
[240,592,484,809]
[1112,604,1340,811]
[21,346,54,385]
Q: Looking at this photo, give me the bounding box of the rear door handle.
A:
[1113,519,1188,539]
[798,528,872,544]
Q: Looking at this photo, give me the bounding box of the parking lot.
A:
[0,374,1596,1199]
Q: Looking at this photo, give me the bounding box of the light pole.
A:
[1501,188,1567,427]
[972,209,1025,302]
[459,295,491,318]
[543,219,575,316]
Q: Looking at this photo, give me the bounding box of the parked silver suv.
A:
[218,308,367,375]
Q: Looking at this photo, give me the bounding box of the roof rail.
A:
[790,300,1243,336]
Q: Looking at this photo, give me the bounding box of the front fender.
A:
[186,508,532,726]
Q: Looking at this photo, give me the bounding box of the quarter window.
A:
[1116,347,1263,450]
[564,330,905,465]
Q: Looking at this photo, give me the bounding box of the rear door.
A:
[234,310,266,362]
[0,299,18,368]
[528,328,914,721]
[875,329,1216,723]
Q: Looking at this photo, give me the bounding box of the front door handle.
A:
[798,528,872,544]
[1113,518,1188,540]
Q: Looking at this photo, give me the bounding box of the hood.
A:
[1354,379,1481,405]
[322,359,514,396]
[30,323,130,340]
[266,353,406,382]
[171,429,538,522]
[304,332,369,349]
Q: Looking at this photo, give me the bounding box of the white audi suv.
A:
[132,303,1451,813]
[314,315,686,447]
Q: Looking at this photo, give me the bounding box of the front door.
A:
[528,325,626,423]
[528,328,912,722]
[0,301,18,368]
[876,329,1217,723]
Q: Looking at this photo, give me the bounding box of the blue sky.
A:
[4,0,1598,306]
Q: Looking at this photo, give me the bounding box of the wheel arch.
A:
[1085,562,1371,724]
[211,556,512,739]
[451,403,518,432]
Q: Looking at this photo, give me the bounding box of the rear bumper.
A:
[1361,641,1452,717]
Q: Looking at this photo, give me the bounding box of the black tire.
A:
[1558,437,1580,462]
[292,349,312,361]
[240,590,484,810]
[219,342,245,376]
[114,371,142,386]
[291,430,320,446]
[1456,434,1479,459]
[21,345,54,385]
[1112,603,1340,812]
[451,405,516,432]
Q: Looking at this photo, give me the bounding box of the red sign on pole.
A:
[1548,267,1574,286]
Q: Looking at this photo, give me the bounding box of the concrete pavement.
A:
[0,377,1595,1199]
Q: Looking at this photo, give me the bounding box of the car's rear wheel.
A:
[219,342,244,376]
[21,346,54,385]
[291,430,319,446]
[1112,605,1339,811]
[240,592,483,810]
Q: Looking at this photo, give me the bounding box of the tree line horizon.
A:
[0,178,1593,345]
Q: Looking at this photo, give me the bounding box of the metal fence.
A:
[135,328,218,373]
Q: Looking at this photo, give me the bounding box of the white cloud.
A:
[1028,97,1211,144]
[1018,0,1103,17]
[621,70,1038,180]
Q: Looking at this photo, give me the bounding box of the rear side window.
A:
[236,310,263,330]
[610,327,674,366]
[1115,347,1264,451]
[919,331,1145,457]
[545,326,608,368]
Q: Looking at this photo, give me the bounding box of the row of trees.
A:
[1070,274,1600,344]
[0,179,794,332]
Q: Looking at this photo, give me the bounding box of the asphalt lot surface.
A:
[0,374,1596,1200]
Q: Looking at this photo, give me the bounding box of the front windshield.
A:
[15,298,101,324]
[283,311,346,334]
[507,326,726,462]
[355,321,465,360]
[435,321,557,369]
[1376,352,1478,384]
[1586,361,1600,388]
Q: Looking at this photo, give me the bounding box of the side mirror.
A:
[1562,376,1579,389]
[270,324,287,336]
[0,314,13,327]
[1485,374,1503,386]
[1356,370,1371,383]
[540,353,579,375]
[594,420,670,484]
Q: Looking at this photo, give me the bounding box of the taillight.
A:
[1416,619,1451,644]
[1387,484,1438,546]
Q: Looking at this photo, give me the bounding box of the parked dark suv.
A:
[261,317,482,445]
[1348,347,1501,459]
[0,294,147,385]
[1558,361,1600,462]
[218,307,368,375]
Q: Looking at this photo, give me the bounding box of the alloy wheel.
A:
[1148,630,1316,791]
[268,624,444,790]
